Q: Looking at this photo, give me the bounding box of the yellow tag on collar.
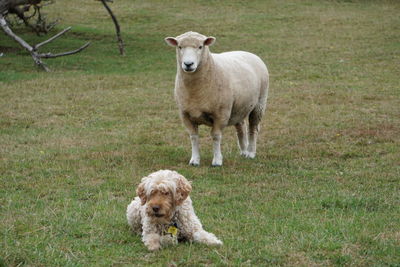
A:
[167,226,178,236]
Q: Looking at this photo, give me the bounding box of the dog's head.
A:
[136,170,192,223]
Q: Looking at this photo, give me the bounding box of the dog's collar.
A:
[161,211,179,237]
[164,222,179,237]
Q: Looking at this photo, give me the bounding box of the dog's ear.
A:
[175,175,192,206]
[136,182,147,205]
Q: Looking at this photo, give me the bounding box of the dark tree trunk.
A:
[100,0,125,55]
[1,0,41,15]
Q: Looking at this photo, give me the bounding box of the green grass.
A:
[1,0,399,266]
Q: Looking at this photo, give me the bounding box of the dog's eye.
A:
[199,46,203,49]
[178,46,182,50]
[163,191,170,195]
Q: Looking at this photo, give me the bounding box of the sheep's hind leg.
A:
[235,121,249,156]
[247,107,263,159]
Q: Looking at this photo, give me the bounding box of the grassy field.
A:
[1,0,399,266]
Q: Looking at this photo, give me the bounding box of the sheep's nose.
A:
[152,206,160,213]
[184,61,194,68]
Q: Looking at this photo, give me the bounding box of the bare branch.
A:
[99,0,125,55]
[34,26,71,49]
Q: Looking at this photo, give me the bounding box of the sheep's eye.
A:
[164,191,170,195]
[178,46,182,50]
[199,46,203,49]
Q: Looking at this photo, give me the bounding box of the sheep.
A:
[165,31,269,166]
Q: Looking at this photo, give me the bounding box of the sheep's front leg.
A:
[182,113,200,166]
[212,133,222,166]
[211,124,224,167]
[189,133,200,166]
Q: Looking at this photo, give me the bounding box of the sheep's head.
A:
[165,31,215,73]
[136,170,192,224]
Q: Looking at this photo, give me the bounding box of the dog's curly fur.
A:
[126,170,223,251]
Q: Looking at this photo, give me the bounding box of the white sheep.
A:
[165,31,269,166]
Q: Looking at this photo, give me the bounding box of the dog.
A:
[126,170,223,251]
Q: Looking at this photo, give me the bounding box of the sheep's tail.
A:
[257,71,269,115]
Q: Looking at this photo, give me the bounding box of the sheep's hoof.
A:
[211,158,223,167]
[247,152,256,159]
[211,163,222,167]
[241,151,256,159]
[240,151,248,157]
[189,159,200,166]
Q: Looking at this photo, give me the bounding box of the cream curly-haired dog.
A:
[126,170,223,251]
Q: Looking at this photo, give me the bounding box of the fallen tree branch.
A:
[99,0,125,55]
[38,43,90,59]
[0,14,90,71]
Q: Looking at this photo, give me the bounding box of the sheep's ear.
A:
[204,36,216,46]
[165,37,178,47]
[136,182,147,205]
[175,175,192,206]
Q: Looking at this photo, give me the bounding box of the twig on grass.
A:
[22,226,49,236]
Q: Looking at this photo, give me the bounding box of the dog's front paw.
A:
[144,234,161,251]
[160,235,178,248]
[146,242,161,251]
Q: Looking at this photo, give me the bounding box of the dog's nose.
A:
[152,205,160,213]
[184,61,194,68]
